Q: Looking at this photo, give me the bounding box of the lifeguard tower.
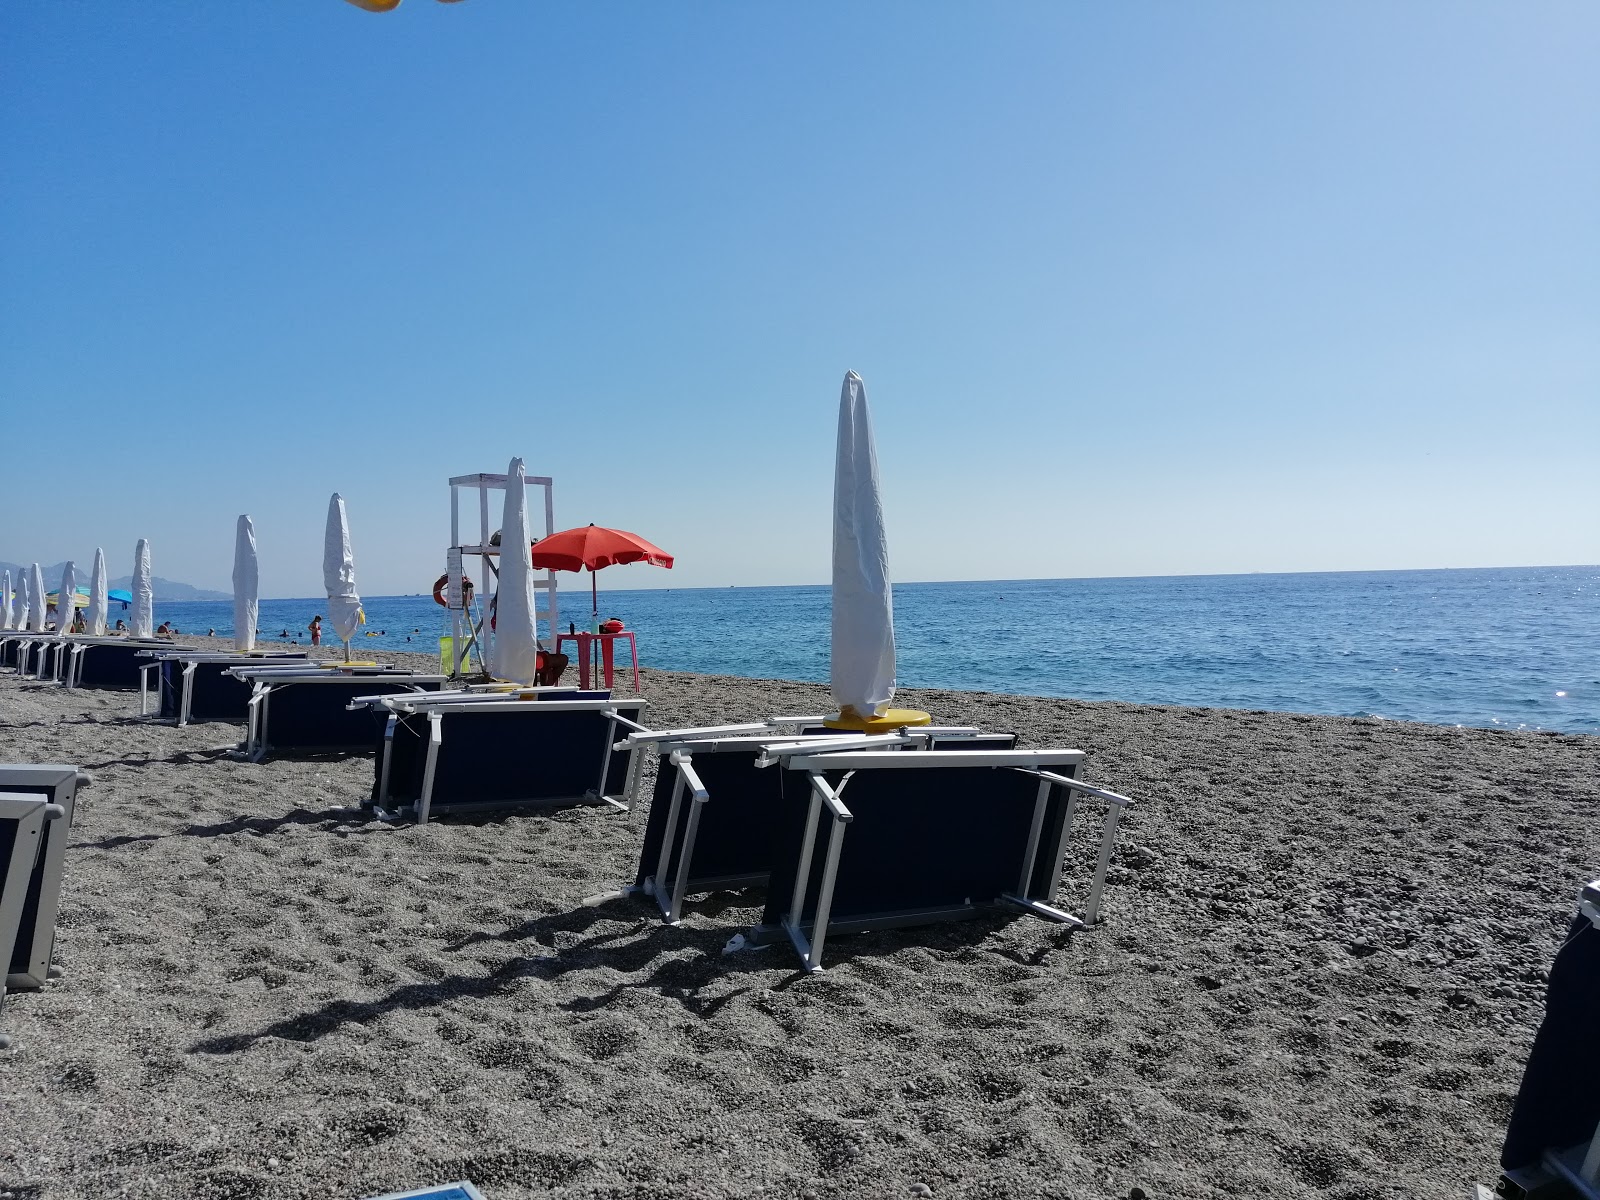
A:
[444,471,561,679]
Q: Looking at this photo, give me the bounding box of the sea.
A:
[151,565,1598,735]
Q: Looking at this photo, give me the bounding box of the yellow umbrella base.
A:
[822,707,932,732]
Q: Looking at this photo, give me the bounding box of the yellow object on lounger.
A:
[823,706,932,733]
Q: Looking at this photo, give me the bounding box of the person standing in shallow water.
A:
[309,615,323,646]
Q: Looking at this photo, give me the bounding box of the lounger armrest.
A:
[668,752,710,802]
[1019,769,1135,807]
[811,775,853,823]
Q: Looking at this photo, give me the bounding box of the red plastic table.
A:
[556,630,641,692]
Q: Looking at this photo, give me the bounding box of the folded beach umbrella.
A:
[15,573,30,632]
[827,371,927,731]
[488,458,542,685]
[28,563,47,633]
[323,493,365,659]
[85,548,108,636]
[233,516,258,653]
[130,539,154,639]
[1,570,12,630]
[54,562,76,631]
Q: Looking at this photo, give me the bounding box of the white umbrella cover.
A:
[0,570,12,630]
[28,563,48,633]
[86,548,109,636]
[130,539,154,639]
[323,494,364,647]
[233,516,258,653]
[15,573,30,631]
[487,457,541,684]
[56,561,76,631]
[830,371,896,718]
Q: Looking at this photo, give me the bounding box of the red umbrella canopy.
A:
[530,525,674,574]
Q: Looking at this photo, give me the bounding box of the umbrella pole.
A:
[344,639,351,664]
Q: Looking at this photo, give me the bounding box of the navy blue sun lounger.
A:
[1497,878,1600,1200]
[357,690,647,823]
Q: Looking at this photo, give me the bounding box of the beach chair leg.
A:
[1014,777,1052,897]
[1085,802,1126,926]
[591,713,627,811]
[804,812,849,972]
[377,714,398,808]
[179,663,196,726]
[648,770,691,922]
[668,787,710,925]
[416,712,443,824]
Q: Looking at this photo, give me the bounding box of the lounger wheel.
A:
[0,1033,12,1050]
[47,965,65,980]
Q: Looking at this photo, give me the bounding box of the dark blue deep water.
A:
[156,565,1598,734]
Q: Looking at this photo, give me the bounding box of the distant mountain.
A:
[109,575,232,603]
[0,561,230,603]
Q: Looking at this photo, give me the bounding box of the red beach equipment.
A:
[530,524,673,622]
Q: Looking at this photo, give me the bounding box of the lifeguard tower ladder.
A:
[445,471,560,679]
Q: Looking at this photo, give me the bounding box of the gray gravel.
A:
[1,638,1595,1199]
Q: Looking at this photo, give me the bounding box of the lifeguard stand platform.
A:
[445,472,560,680]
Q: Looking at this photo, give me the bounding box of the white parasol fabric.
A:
[0,570,12,630]
[55,561,77,632]
[830,371,897,718]
[487,457,541,684]
[233,516,258,653]
[86,548,109,637]
[28,563,48,633]
[323,494,364,648]
[16,573,30,632]
[130,539,154,639]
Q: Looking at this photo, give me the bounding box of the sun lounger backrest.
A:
[0,767,80,990]
[1499,887,1600,1178]
[0,787,69,1046]
[635,748,782,891]
[262,678,441,751]
[762,763,1063,931]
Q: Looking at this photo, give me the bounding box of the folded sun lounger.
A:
[1496,878,1600,1200]
[226,664,448,761]
[137,649,310,725]
[354,689,647,823]
[64,636,177,690]
[0,766,83,1049]
[744,747,1134,972]
[616,718,1012,924]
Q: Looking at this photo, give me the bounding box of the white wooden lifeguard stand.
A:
[445,472,561,680]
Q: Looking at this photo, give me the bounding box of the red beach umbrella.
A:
[530,524,674,622]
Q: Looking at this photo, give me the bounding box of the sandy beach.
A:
[2,636,1596,1200]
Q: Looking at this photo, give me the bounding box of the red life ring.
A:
[432,574,474,608]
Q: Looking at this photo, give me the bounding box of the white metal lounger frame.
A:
[360,694,650,824]
[619,723,989,926]
[136,650,311,725]
[62,637,175,689]
[228,667,449,761]
[12,635,67,681]
[0,791,67,1050]
[772,748,1135,972]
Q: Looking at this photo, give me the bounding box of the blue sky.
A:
[3,1,1596,596]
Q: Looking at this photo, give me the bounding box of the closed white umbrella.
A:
[55,561,77,632]
[16,573,30,632]
[28,563,47,633]
[130,539,154,639]
[233,516,258,653]
[323,494,364,659]
[826,372,928,730]
[487,457,541,684]
[830,371,897,721]
[85,548,109,637]
[1,570,12,630]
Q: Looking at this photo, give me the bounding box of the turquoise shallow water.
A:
[155,565,1598,734]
